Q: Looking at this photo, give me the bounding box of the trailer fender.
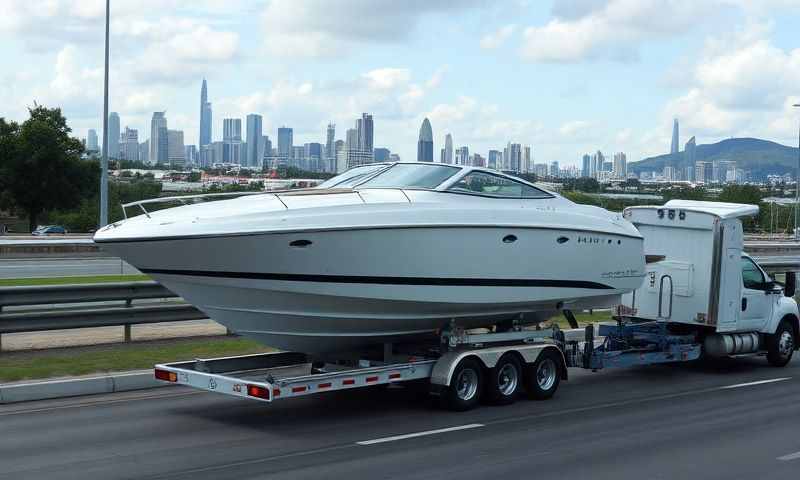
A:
[430,345,567,387]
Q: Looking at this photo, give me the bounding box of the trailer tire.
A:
[767,319,795,367]
[485,354,522,405]
[524,349,561,400]
[441,357,484,411]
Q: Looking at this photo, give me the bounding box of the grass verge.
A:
[0,336,269,383]
[0,274,151,287]
[0,310,614,383]
[548,310,614,329]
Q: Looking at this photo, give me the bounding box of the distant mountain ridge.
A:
[629,138,799,179]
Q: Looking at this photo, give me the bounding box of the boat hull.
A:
[100,226,645,353]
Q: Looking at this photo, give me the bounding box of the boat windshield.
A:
[356,163,460,189]
[317,164,390,188]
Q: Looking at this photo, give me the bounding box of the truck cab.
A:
[622,200,799,366]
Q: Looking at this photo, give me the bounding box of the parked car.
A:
[31,225,68,236]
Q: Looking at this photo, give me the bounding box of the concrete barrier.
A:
[0,370,171,404]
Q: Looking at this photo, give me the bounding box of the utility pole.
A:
[794,103,800,240]
[100,0,110,228]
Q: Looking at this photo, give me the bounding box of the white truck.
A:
[154,200,799,411]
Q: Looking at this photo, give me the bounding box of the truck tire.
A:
[524,349,561,400]
[441,357,484,411]
[485,354,522,405]
[767,319,795,367]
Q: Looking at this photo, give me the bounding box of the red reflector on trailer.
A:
[389,373,401,380]
[292,386,307,393]
[154,369,177,382]
[366,376,379,383]
[318,382,332,389]
[247,385,270,399]
[343,379,355,385]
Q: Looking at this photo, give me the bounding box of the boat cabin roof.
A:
[317,162,555,199]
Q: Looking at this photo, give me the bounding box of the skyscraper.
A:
[374,148,391,162]
[582,154,591,177]
[149,112,168,165]
[121,127,138,161]
[358,113,373,154]
[107,112,120,159]
[613,152,627,177]
[670,118,679,154]
[223,118,243,164]
[455,146,469,165]
[441,133,453,164]
[245,114,263,167]
[345,125,371,169]
[199,79,212,148]
[305,143,323,172]
[523,146,532,173]
[417,118,433,162]
[167,130,185,168]
[684,136,696,182]
[505,143,522,172]
[87,129,99,152]
[325,123,335,172]
[488,150,502,170]
[278,127,293,165]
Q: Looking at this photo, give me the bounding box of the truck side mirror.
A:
[785,272,796,298]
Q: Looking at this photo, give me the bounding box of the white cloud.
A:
[480,24,516,50]
[559,120,591,137]
[663,23,800,142]
[520,0,719,63]
[363,69,412,90]
[261,0,488,58]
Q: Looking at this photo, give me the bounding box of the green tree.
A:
[717,184,763,205]
[662,186,706,202]
[0,106,98,231]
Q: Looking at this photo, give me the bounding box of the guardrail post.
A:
[124,324,132,342]
[0,333,3,352]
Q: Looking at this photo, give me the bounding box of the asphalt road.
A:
[3,356,800,479]
[0,257,139,278]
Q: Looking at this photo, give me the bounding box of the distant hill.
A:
[629,138,799,179]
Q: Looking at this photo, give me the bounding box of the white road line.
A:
[719,378,791,390]
[357,424,484,446]
[777,451,800,461]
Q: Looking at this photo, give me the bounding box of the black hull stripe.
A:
[140,268,615,290]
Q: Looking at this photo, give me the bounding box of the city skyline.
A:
[3,2,800,168]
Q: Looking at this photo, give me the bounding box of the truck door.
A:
[739,256,772,331]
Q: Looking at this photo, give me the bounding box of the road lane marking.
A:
[357,424,484,446]
[778,451,800,461]
[719,378,791,390]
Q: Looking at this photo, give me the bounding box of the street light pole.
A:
[99,0,110,228]
[795,103,800,240]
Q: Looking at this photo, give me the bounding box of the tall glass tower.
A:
[199,79,212,148]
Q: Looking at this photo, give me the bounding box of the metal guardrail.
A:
[0,243,799,351]
[0,281,208,351]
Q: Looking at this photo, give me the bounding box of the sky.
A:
[1,0,800,167]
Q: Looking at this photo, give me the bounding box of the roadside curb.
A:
[0,370,171,404]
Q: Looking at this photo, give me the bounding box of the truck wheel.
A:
[524,350,561,400]
[442,357,484,411]
[485,354,522,405]
[767,319,795,367]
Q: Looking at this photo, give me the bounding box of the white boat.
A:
[94,163,645,354]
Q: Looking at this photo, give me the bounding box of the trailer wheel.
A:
[485,354,522,405]
[767,319,795,367]
[524,350,561,400]
[442,357,484,411]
